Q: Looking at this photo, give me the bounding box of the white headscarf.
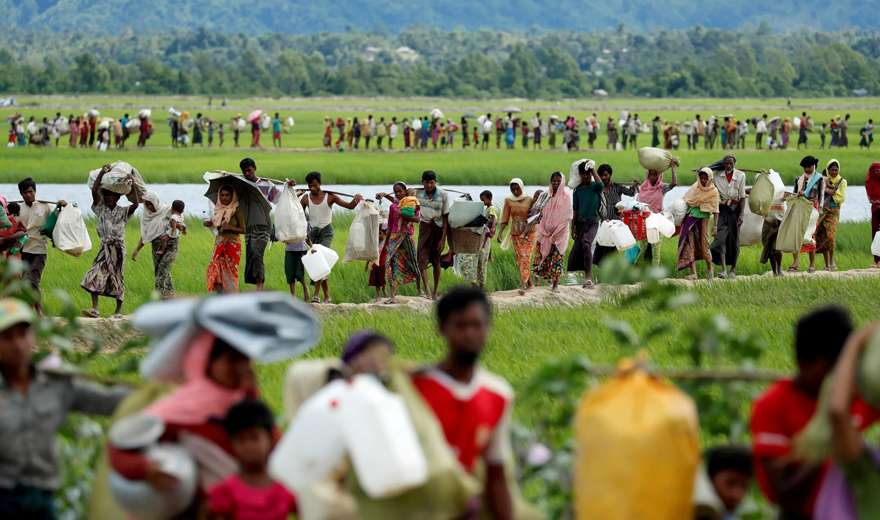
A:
[506,178,529,202]
[140,192,172,243]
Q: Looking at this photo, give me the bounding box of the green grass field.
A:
[35,215,878,315]
[2,95,878,186]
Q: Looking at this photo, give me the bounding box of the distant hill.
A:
[2,0,878,33]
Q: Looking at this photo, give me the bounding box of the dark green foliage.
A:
[1,1,878,33]
[1,27,879,97]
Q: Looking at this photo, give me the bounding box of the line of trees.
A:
[0,26,878,98]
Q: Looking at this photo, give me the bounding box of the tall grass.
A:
[37,215,877,315]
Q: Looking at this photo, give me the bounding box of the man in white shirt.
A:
[710,156,747,278]
[755,114,768,149]
[413,170,450,299]
[17,178,66,313]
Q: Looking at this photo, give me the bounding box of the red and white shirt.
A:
[750,378,879,516]
[412,367,513,472]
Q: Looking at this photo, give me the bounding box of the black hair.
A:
[550,171,563,180]
[705,445,752,479]
[218,185,235,196]
[171,200,185,212]
[239,157,256,171]
[17,177,36,193]
[479,190,493,200]
[392,181,407,192]
[799,155,819,168]
[577,161,592,176]
[422,170,437,182]
[436,286,491,327]
[795,305,852,364]
[305,171,322,185]
[597,164,613,176]
[6,202,20,216]
[223,399,275,437]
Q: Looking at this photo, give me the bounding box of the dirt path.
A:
[77,267,880,324]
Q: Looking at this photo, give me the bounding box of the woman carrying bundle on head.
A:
[677,167,719,280]
[81,164,139,318]
[205,185,245,293]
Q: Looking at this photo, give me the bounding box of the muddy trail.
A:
[72,267,880,349]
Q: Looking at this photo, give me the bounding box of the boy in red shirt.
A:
[411,287,513,519]
[750,306,877,519]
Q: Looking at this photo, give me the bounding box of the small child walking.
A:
[284,240,310,302]
[208,399,297,520]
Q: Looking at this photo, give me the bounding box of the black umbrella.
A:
[203,171,272,228]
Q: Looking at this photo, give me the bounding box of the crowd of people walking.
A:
[3,152,879,317]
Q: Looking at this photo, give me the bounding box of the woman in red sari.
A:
[205,186,245,292]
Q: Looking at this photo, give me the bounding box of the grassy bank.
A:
[36,216,877,316]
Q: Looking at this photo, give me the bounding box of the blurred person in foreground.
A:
[750,306,877,519]
[0,298,128,519]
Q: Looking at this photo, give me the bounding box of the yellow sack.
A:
[574,363,699,520]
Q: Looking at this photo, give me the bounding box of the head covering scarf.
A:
[684,168,720,213]
[146,330,253,425]
[638,170,665,213]
[211,186,239,227]
[506,178,529,202]
[341,330,393,365]
[865,162,880,204]
[140,191,172,244]
[537,174,573,259]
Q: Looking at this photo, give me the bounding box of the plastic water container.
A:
[873,232,880,257]
[338,375,428,498]
[804,207,820,243]
[302,244,339,281]
[646,227,661,245]
[109,444,197,520]
[596,221,616,247]
[610,221,637,251]
[766,170,786,200]
[645,212,675,239]
[448,200,485,229]
[269,380,349,494]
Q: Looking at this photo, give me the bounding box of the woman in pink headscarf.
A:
[533,171,573,291]
[108,331,271,510]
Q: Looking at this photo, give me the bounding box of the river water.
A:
[0,184,872,222]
